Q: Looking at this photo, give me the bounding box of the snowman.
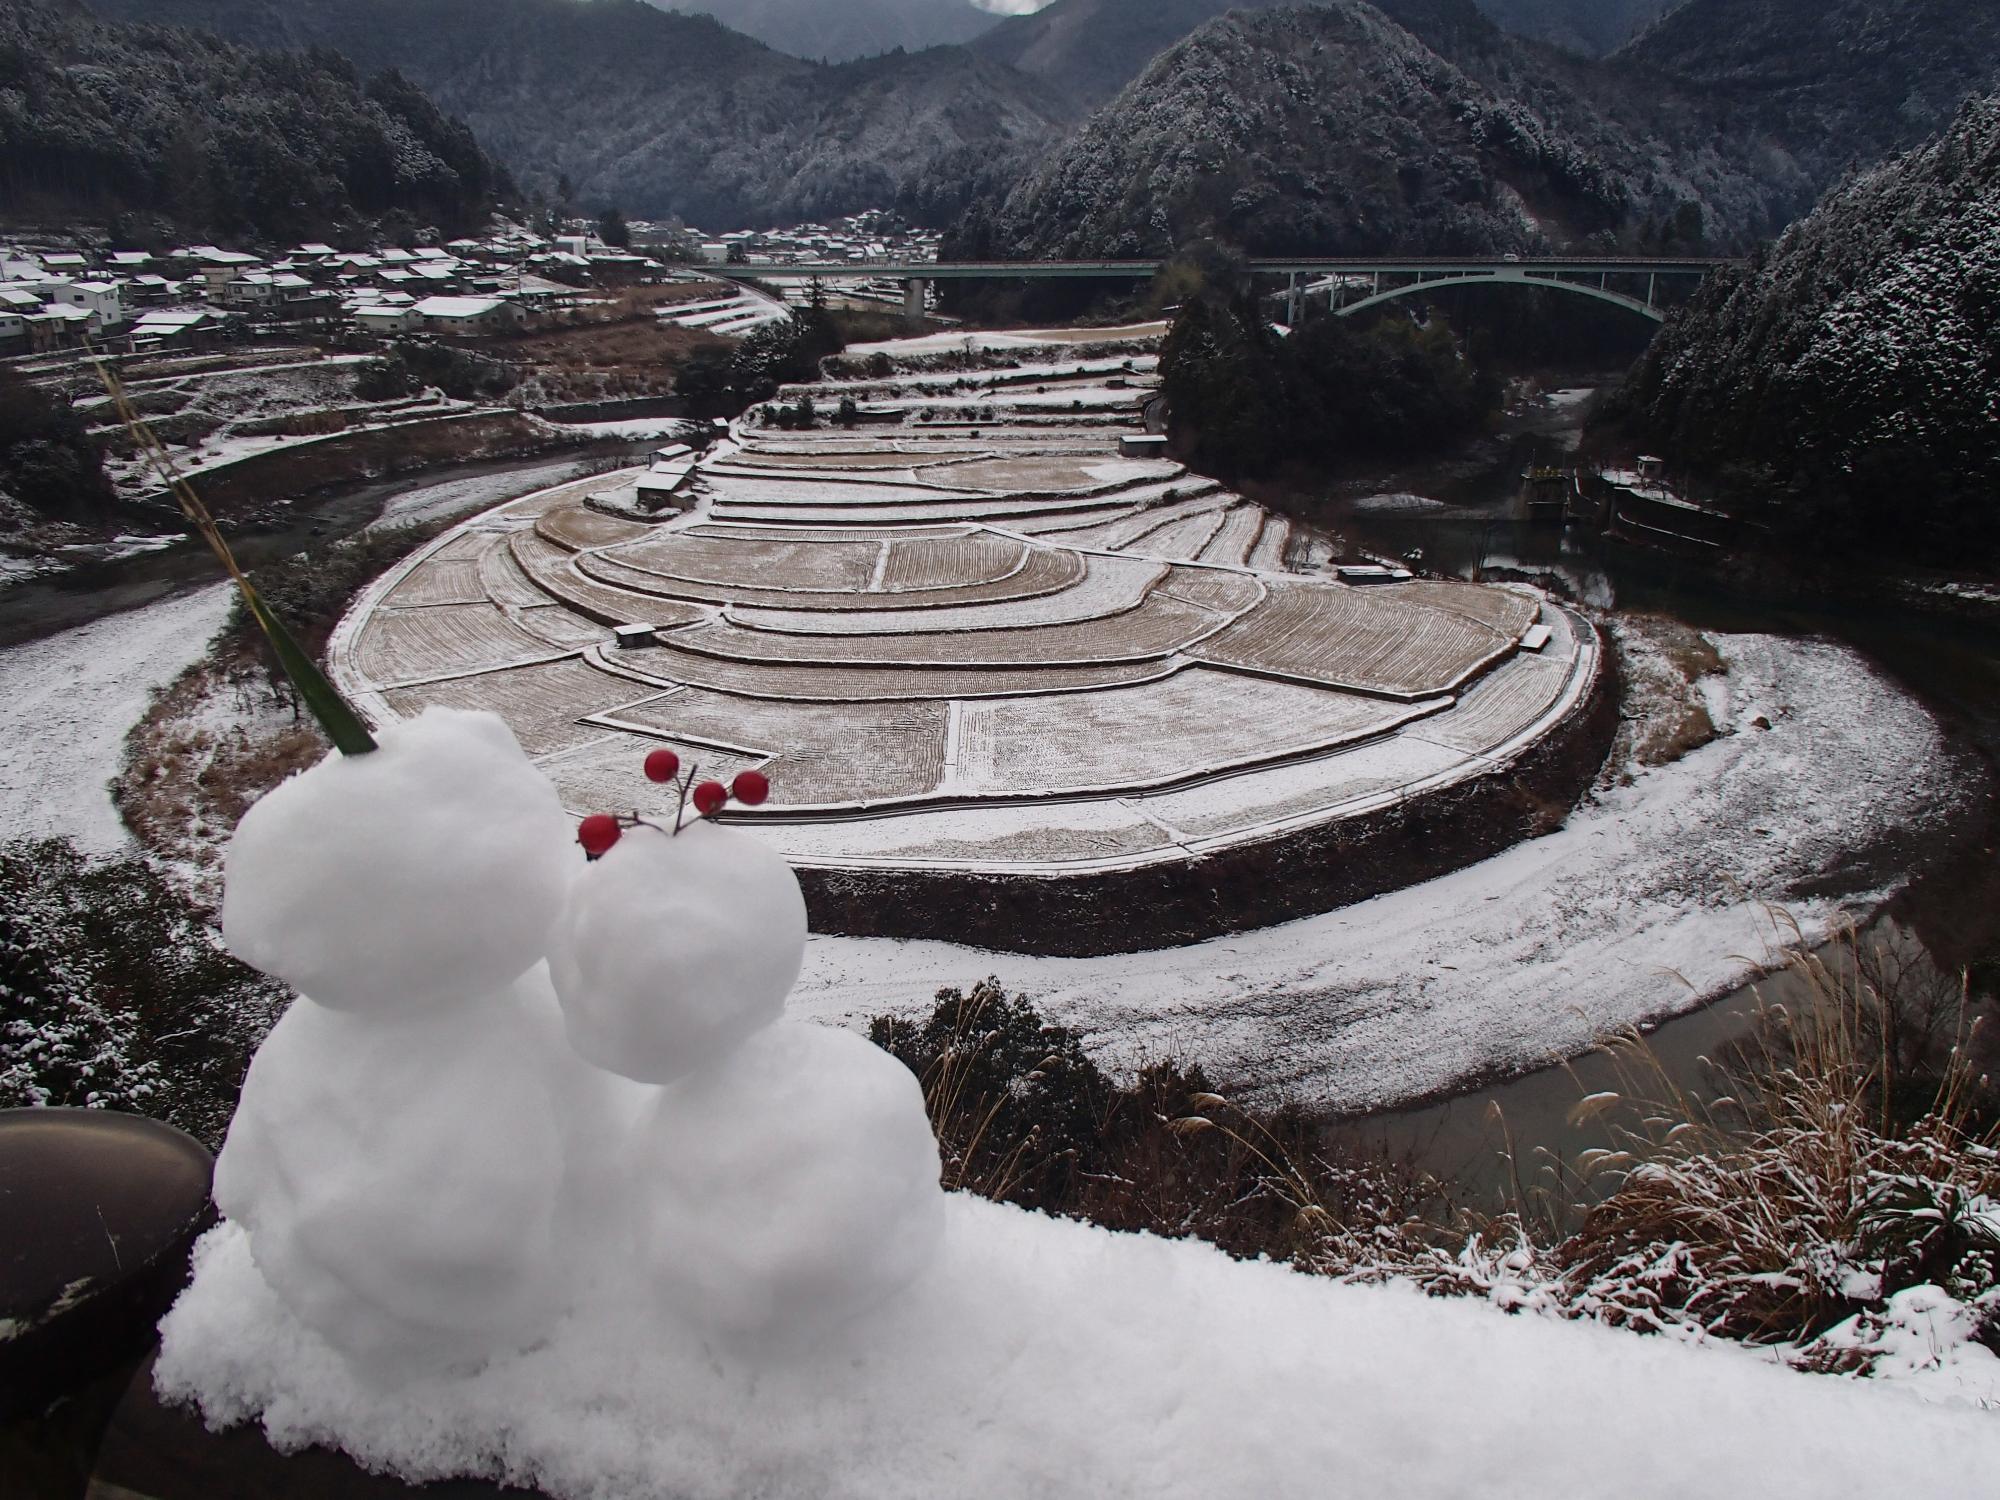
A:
[213,724,945,1375]
[213,707,582,1377]
[546,753,947,1351]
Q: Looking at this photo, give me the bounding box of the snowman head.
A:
[547,817,808,1084]
[221,707,572,1013]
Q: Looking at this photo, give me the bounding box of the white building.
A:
[411,295,527,335]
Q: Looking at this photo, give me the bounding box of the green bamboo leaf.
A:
[245,586,377,756]
[84,344,377,758]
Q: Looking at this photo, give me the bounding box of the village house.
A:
[50,279,126,327]
[411,295,527,336]
[129,307,224,351]
[352,303,418,336]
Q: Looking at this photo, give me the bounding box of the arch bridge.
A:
[742,256,1732,324]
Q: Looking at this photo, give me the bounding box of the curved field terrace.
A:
[332,326,1604,952]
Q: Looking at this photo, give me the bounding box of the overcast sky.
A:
[970,1,1057,14]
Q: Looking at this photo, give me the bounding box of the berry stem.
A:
[673,761,699,834]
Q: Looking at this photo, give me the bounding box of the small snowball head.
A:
[731,770,770,807]
[643,748,681,784]
[692,779,729,817]
[578,813,623,858]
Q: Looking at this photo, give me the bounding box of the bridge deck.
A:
[749,257,1734,280]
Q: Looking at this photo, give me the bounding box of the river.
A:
[0,443,654,651]
[1306,380,2000,1209]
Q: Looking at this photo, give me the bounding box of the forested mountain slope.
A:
[959,2,1798,258]
[0,0,504,241]
[80,0,1069,226]
[969,0,1290,110]
[969,0,1674,110]
[1618,0,2000,192]
[1622,94,2000,560]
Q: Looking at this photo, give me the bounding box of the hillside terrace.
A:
[329,323,1606,951]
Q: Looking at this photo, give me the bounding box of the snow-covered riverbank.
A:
[0,584,232,852]
[792,631,1972,1111]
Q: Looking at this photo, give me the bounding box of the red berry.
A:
[691,779,728,817]
[643,747,681,784]
[578,814,622,857]
[731,769,770,806]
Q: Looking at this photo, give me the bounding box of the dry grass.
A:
[1318,924,2000,1365]
[114,652,327,902]
[486,285,728,398]
[888,928,2000,1379]
[1605,612,1725,777]
[1547,926,1998,1341]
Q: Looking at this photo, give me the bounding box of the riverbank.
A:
[0,449,634,650]
[791,625,1977,1111]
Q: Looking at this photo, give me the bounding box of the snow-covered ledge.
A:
[153,658,1997,1499]
[161,1189,1999,1498]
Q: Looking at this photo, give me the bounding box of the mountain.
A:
[1619,0,2000,193]
[79,0,1070,227]
[1620,93,2000,561]
[959,2,1799,259]
[0,0,505,242]
[654,0,1002,62]
[970,0,1291,111]
[968,0,1668,112]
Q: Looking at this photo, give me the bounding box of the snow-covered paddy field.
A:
[793,631,1970,1111]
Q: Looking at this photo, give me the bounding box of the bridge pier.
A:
[904,277,929,324]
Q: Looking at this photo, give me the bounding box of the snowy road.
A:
[0,584,232,852]
[793,633,1973,1111]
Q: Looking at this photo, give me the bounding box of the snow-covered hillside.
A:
[1627,93,2000,557]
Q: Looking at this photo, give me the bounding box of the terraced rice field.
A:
[730,554,1166,636]
[1194,579,1520,699]
[951,670,1444,797]
[332,326,1597,889]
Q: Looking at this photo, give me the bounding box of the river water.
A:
[1306,383,2000,1208]
[0,443,651,650]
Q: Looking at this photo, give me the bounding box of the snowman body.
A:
[214,707,583,1376]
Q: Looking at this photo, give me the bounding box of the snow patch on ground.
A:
[1351,491,1449,514]
[0,585,233,852]
[0,552,54,587]
[366,458,606,533]
[842,322,1168,358]
[547,418,690,440]
[157,1195,2000,1500]
[792,632,1967,1111]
